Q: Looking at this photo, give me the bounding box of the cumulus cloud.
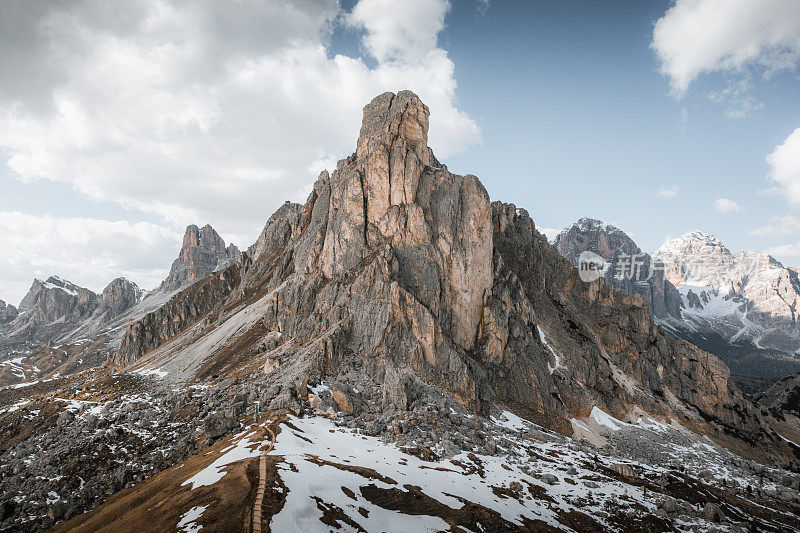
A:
[0,0,478,236]
[713,198,741,213]
[0,0,479,301]
[0,212,180,305]
[652,0,800,97]
[766,242,800,260]
[656,185,680,198]
[767,128,800,208]
[749,214,800,237]
[348,0,450,63]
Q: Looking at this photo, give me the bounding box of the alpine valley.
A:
[2,92,800,533]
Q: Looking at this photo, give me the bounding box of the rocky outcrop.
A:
[88,278,144,323]
[113,91,786,462]
[114,267,240,366]
[17,277,98,327]
[0,300,17,324]
[554,218,682,320]
[160,224,240,292]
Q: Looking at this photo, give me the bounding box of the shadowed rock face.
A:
[758,373,800,415]
[161,224,240,291]
[116,91,784,460]
[98,278,143,319]
[554,218,682,320]
[0,300,17,324]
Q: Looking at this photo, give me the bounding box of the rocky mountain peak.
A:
[656,230,732,260]
[554,218,642,263]
[14,276,98,328]
[554,217,681,320]
[182,224,227,256]
[357,90,430,162]
[354,91,435,216]
[99,278,143,318]
[161,224,240,291]
[0,299,17,324]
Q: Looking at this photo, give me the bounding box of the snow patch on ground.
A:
[266,414,667,532]
[182,430,264,489]
[536,326,561,373]
[133,367,168,378]
[177,505,208,532]
[490,410,530,432]
[590,406,631,431]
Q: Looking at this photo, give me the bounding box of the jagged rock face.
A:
[0,300,17,324]
[115,91,780,458]
[488,205,770,440]
[241,91,493,409]
[17,276,98,327]
[656,230,737,288]
[115,268,240,366]
[98,278,143,319]
[654,231,800,353]
[160,224,240,291]
[554,218,681,320]
[119,91,494,409]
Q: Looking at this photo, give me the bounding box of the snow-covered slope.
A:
[654,231,800,355]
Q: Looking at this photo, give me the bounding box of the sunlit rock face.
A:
[161,224,240,292]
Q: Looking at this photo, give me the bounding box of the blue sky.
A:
[0,0,799,304]
[441,1,800,253]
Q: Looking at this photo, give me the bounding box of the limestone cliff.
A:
[0,300,17,324]
[160,224,240,291]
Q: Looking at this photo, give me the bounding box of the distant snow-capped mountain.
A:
[654,230,800,355]
[553,220,800,394]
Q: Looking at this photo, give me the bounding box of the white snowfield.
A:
[162,405,799,532]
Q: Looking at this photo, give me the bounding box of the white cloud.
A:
[0,0,478,238]
[0,0,479,304]
[713,198,741,213]
[749,214,800,237]
[0,212,180,305]
[765,242,800,261]
[347,0,450,63]
[652,0,800,96]
[707,76,764,118]
[656,185,680,198]
[767,127,800,208]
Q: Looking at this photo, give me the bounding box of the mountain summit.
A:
[161,224,240,291]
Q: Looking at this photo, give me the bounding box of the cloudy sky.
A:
[0,0,799,305]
